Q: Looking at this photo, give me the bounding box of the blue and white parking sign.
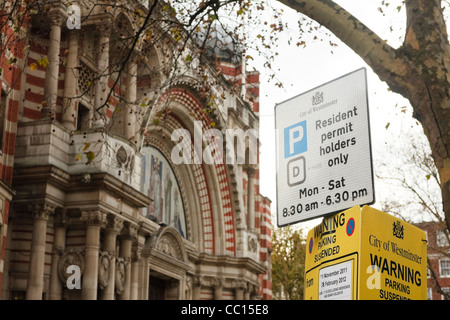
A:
[284,121,307,158]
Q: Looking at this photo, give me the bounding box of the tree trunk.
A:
[278,0,450,228]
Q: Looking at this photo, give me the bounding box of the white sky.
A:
[253,0,432,231]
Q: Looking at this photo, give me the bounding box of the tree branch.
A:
[276,0,410,90]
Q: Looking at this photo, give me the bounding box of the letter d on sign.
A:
[66,265,81,289]
[67,5,81,30]
[287,156,306,186]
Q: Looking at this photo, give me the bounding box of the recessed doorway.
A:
[148,271,180,300]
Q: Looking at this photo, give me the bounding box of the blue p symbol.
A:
[284,121,307,158]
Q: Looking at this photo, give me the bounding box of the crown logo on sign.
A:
[393,220,404,239]
[312,91,324,106]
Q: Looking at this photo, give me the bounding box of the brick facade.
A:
[415,221,450,300]
[0,1,272,300]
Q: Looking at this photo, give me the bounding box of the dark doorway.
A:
[77,103,91,131]
[148,276,166,300]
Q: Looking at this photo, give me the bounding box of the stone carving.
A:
[98,251,111,290]
[115,144,134,173]
[210,277,223,289]
[115,257,127,295]
[58,249,84,285]
[116,146,128,167]
[153,231,185,262]
[185,277,192,299]
[248,235,258,253]
[156,236,177,258]
[30,202,56,221]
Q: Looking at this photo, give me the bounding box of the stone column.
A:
[117,223,136,300]
[100,215,123,300]
[62,30,80,130]
[140,247,151,300]
[130,255,140,300]
[192,276,202,300]
[130,236,143,300]
[235,280,246,300]
[249,283,259,300]
[92,24,110,128]
[26,203,55,300]
[48,210,68,300]
[243,282,250,300]
[211,278,223,300]
[42,12,63,119]
[80,211,107,300]
[246,167,256,230]
[124,58,137,140]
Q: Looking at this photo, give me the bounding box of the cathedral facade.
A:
[0,0,272,300]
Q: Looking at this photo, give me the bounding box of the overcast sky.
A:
[252,0,437,230]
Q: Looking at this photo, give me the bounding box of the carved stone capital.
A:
[105,214,124,234]
[245,165,257,177]
[211,277,224,289]
[54,208,69,228]
[192,275,206,287]
[81,210,108,227]
[31,202,56,221]
[47,10,65,26]
[121,222,138,240]
[235,280,247,290]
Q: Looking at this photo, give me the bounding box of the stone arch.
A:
[141,134,195,243]
[146,226,189,264]
[109,12,137,70]
[113,11,138,37]
[142,112,207,253]
[144,226,191,300]
[141,86,237,256]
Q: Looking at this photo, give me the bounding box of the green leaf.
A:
[37,57,49,68]
[85,151,95,164]
[385,122,390,130]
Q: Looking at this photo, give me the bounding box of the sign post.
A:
[275,68,375,226]
[304,206,427,300]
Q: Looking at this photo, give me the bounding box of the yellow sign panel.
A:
[304,206,427,300]
[359,206,427,300]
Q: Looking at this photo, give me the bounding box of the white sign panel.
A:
[275,68,374,226]
[318,260,353,300]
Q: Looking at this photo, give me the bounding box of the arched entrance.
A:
[144,226,190,300]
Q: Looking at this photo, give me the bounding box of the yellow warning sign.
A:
[304,206,427,300]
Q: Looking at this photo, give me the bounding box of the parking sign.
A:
[275,68,375,227]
